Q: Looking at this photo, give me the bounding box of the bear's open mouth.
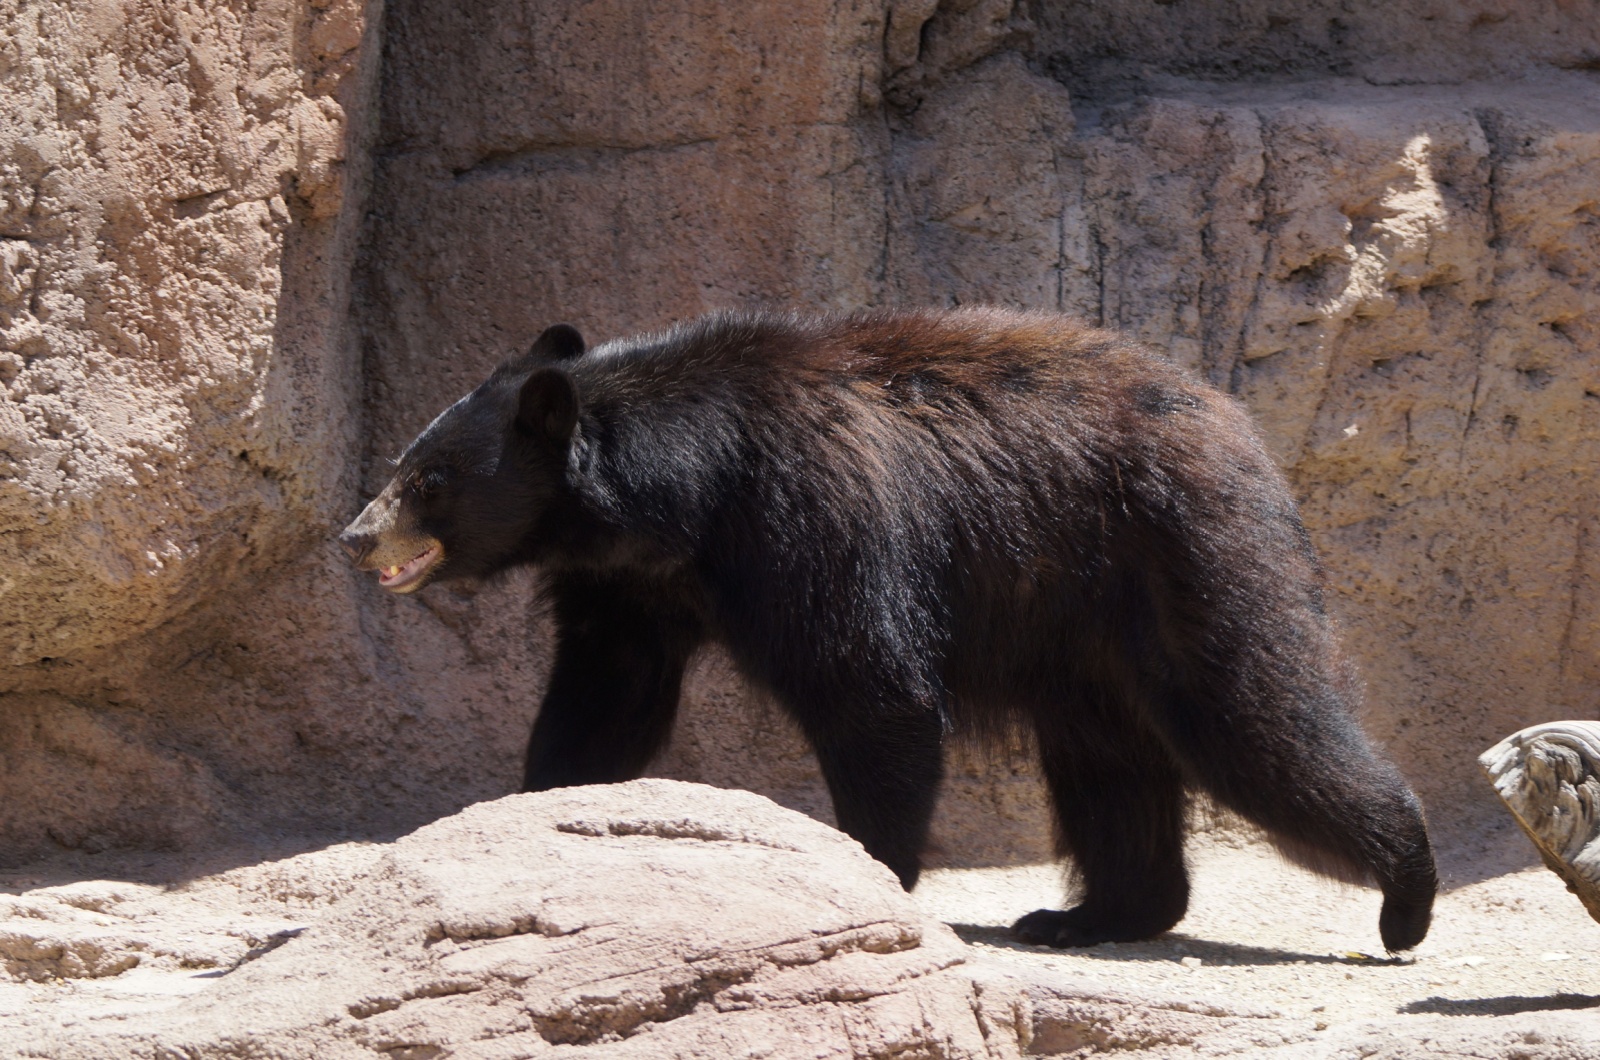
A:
[377,543,442,592]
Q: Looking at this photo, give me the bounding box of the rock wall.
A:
[358,0,1600,859]
[0,0,369,667]
[0,0,527,859]
[3,0,1600,867]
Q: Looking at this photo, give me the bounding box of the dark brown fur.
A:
[341,307,1437,951]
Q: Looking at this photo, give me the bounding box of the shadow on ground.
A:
[1402,993,1600,1016]
[948,924,1408,967]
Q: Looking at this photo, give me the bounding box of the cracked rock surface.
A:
[6,783,1600,1059]
[2,782,1032,1059]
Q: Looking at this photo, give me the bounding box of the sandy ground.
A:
[915,824,1600,1031]
[2,817,1597,1050]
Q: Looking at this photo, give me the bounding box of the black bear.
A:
[340,307,1436,951]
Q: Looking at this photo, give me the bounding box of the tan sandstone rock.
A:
[4,0,1600,903]
[0,0,377,667]
[5,781,1033,1059]
[8,783,1600,1059]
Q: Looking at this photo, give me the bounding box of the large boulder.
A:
[6,781,1031,1058]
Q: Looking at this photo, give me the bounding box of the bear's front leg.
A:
[523,572,703,792]
[803,708,946,891]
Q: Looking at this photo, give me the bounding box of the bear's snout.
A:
[339,528,377,566]
[339,492,446,593]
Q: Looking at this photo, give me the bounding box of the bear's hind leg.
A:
[1014,704,1190,947]
[1150,683,1437,953]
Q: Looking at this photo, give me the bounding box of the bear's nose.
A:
[339,530,376,566]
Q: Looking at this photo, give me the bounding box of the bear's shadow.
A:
[946,923,1407,967]
[1402,993,1600,1016]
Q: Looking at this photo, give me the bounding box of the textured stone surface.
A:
[0,0,545,863]
[1031,0,1600,87]
[0,0,375,666]
[3,783,1034,1059]
[1482,721,1600,923]
[7,785,1600,1059]
[4,0,1600,886]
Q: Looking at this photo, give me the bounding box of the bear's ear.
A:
[517,367,580,443]
[529,323,586,363]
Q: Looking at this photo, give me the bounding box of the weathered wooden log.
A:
[1480,721,1600,924]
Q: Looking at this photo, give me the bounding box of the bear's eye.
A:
[410,469,446,499]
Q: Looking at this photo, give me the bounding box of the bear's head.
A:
[338,324,587,593]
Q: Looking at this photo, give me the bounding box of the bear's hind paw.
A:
[1011,906,1176,947]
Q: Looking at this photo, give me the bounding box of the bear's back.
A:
[568,308,1281,525]
[575,306,1218,443]
[565,309,1294,585]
